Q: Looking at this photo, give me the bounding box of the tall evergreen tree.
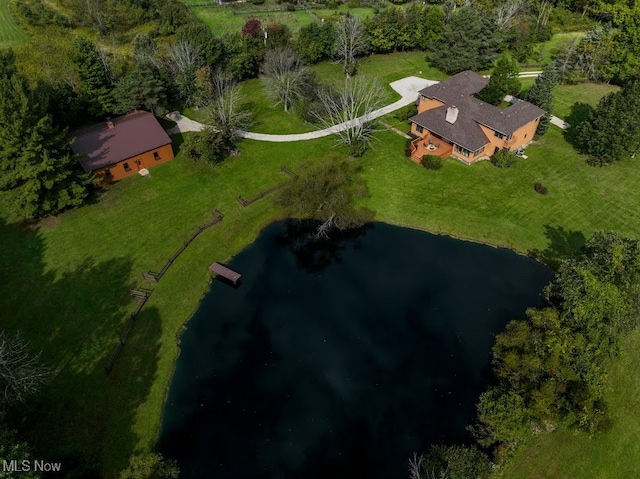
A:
[70,37,114,117]
[430,7,500,75]
[476,53,521,105]
[525,63,559,135]
[0,51,95,220]
[112,68,167,114]
[578,79,640,165]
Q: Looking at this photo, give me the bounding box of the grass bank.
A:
[0,0,29,48]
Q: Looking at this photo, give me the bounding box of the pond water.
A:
[158,221,552,479]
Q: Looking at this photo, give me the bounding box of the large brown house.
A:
[71,111,174,182]
[409,71,545,164]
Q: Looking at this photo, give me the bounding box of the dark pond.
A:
[158,221,552,479]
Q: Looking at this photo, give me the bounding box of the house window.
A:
[525,134,528,139]
[104,169,112,178]
[494,131,505,139]
[153,151,160,160]
[123,162,131,172]
[416,125,424,134]
[455,145,470,157]
[474,146,485,156]
[506,133,513,141]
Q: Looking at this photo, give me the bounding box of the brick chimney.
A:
[445,105,459,124]
[106,120,115,129]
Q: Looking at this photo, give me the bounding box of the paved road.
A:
[166,73,569,139]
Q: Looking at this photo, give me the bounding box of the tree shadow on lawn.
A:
[528,224,587,269]
[562,102,595,153]
[0,219,162,477]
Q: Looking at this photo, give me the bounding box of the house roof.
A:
[411,71,545,151]
[70,111,171,172]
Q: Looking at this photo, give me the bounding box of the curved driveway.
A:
[166,72,568,140]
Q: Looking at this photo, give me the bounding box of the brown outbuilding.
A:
[71,111,174,182]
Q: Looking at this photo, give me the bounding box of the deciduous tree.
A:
[120,453,179,479]
[261,48,311,112]
[274,155,374,238]
[315,76,385,156]
[296,22,335,64]
[0,331,52,406]
[334,14,368,77]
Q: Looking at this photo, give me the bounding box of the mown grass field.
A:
[188,4,314,35]
[553,82,619,118]
[0,0,28,48]
[524,31,585,67]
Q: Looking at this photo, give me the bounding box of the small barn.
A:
[71,111,174,182]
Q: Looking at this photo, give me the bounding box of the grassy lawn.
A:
[524,32,585,68]
[189,4,314,36]
[364,127,640,255]
[553,83,619,119]
[0,0,29,48]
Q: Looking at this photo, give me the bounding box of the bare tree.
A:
[495,0,527,31]
[536,1,552,28]
[261,48,311,112]
[408,453,424,479]
[208,70,253,141]
[334,14,368,78]
[164,40,203,103]
[315,76,385,156]
[0,332,52,406]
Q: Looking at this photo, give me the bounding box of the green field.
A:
[553,82,619,118]
[0,0,28,48]
[525,31,585,67]
[189,4,314,35]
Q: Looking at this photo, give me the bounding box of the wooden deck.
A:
[410,135,453,163]
[209,262,242,284]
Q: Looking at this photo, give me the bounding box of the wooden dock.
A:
[209,262,242,284]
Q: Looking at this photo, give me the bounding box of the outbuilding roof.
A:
[410,71,545,151]
[71,111,171,172]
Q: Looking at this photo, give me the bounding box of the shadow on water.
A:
[275,219,372,273]
[529,224,587,269]
[0,218,163,477]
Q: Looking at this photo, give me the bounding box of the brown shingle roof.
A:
[412,71,545,150]
[70,111,171,172]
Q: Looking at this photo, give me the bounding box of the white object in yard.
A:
[139,168,150,177]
